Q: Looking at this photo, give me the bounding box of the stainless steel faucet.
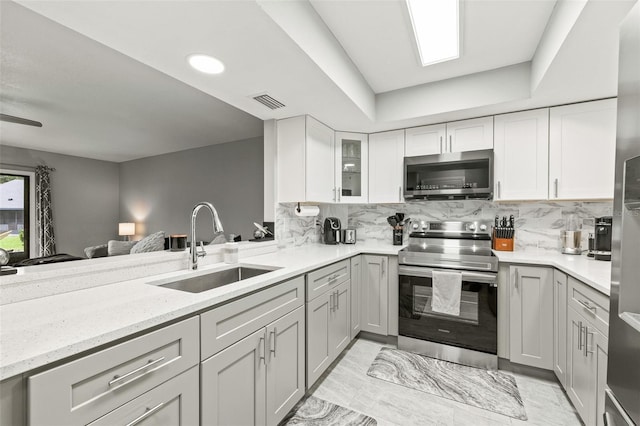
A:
[190,202,224,270]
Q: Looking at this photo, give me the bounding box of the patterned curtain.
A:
[35,165,56,257]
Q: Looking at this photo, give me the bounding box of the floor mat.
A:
[366,347,527,421]
[280,395,377,426]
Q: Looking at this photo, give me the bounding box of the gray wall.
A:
[119,137,264,243]
[0,145,120,257]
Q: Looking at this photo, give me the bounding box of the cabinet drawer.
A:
[306,260,350,301]
[28,317,199,426]
[88,365,199,426]
[201,276,304,360]
[568,276,609,337]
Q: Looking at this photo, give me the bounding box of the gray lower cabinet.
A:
[350,255,362,340]
[361,255,388,335]
[509,265,553,369]
[553,269,568,387]
[201,305,305,426]
[89,366,199,426]
[566,275,610,426]
[28,317,199,426]
[306,268,351,388]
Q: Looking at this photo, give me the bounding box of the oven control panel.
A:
[410,221,491,236]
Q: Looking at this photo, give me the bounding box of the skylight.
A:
[406,0,460,67]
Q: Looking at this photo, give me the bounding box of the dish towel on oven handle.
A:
[431,270,462,316]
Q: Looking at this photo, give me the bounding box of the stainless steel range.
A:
[398,220,499,369]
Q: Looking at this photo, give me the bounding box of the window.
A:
[0,170,35,263]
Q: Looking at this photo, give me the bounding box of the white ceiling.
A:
[1,0,637,162]
[310,0,556,93]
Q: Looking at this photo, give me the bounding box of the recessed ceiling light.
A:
[187,54,225,74]
[406,0,460,67]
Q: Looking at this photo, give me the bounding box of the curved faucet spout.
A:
[190,202,224,270]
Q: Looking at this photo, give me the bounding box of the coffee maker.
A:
[322,217,341,245]
[594,216,613,261]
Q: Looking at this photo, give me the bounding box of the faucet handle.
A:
[197,241,206,258]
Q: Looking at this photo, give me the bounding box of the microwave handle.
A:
[398,265,497,284]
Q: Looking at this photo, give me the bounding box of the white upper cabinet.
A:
[277,116,335,203]
[404,124,446,157]
[549,99,617,200]
[368,130,405,203]
[494,108,550,201]
[335,132,368,203]
[445,116,494,153]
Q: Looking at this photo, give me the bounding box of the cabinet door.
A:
[276,116,306,202]
[329,280,351,357]
[369,130,405,203]
[494,109,549,200]
[201,329,266,426]
[566,307,596,425]
[306,292,331,387]
[549,99,617,200]
[595,331,608,426]
[553,269,568,387]
[509,266,553,369]
[361,255,389,335]
[89,366,199,426]
[405,124,446,156]
[336,132,368,203]
[306,116,335,203]
[266,306,305,426]
[445,116,494,153]
[350,255,362,340]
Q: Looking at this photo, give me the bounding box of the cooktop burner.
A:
[399,220,498,272]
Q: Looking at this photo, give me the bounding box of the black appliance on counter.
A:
[594,216,613,261]
[398,221,499,369]
[322,217,341,245]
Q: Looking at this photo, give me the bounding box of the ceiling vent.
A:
[253,94,285,110]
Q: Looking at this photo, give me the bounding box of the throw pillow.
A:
[107,240,138,256]
[130,231,166,254]
[84,244,108,259]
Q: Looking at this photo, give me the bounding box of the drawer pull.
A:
[108,356,166,387]
[335,290,339,310]
[125,402,165,426]
[578,299,596,312]
[259,336,266,365]
[578,321,584,350]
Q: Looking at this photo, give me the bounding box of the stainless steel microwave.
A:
[404,149,494,200]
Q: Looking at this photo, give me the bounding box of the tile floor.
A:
[307,338,582,426]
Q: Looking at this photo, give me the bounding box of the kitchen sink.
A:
[153,266,279,293]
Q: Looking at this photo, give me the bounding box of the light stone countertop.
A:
[493,251,612,296]
[0,242,612,381]
[0,242,401,381]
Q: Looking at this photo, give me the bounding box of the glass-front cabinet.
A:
[335,132,368,203]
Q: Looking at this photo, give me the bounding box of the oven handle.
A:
[399,265,497,284]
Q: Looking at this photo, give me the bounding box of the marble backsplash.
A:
[276,200,613,253]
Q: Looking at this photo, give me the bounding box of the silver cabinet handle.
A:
[329,292,334,311]
[398,186,402,201]
[336,290,339,309]
[338,187,341,202]
[333,187,337,202]
[578,299,596,313]
[449,135,452,152]
[578,321,584,350]
[440,136,443,153]
[514,268,519,290]
[585,327,594,356]
[382,258,386,276]
[125,402,165,426]
[259,336,266,364]
[497,181,501,199]
[554,178,559,198]
[108,356,166,387]
[270,329,277,357]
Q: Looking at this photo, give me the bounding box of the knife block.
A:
[493,230,514,251]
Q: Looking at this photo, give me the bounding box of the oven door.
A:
[399,265,498,355]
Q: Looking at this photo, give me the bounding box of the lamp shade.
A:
[118,222,135,236]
